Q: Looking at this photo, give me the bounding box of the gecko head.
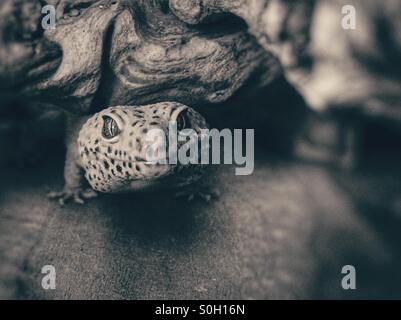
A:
[78,102,209,193]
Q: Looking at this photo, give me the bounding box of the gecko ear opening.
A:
[102,115,121,140]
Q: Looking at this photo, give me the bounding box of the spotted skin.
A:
[78,102,209,194]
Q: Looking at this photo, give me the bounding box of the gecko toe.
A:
[175,187,219,203]
[48,187,97,206]
[199,193,212,202]
[82,189,98,199]
[73,193,85,205]
[47,191,60,199]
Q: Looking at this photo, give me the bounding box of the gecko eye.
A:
[102,116,121,139]
[176,110,190,131]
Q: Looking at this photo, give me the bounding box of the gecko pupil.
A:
[102,116,120,139]
[176,111,189,131]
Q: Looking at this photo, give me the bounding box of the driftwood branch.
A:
[0,0,287,115]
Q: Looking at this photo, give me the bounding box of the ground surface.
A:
[0,147,400,299]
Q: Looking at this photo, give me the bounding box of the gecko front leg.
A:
[48,114,97,206]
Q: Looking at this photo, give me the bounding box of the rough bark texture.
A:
[169,0,315,68]
[0,0,283,116]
